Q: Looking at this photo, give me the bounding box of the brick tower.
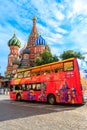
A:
[27,16,39,66]
[5,32,21,77]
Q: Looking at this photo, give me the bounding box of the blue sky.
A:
[0,0,87,76]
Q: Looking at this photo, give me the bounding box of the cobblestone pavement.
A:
[0,95,87,130]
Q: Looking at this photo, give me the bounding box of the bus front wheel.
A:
[47,94,56,105]
[16,94,21,101]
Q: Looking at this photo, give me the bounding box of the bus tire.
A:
[47,94,56,105]
[16,94,21,101]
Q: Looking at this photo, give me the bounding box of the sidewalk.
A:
[0,94,10,100]
[0,88,9,95]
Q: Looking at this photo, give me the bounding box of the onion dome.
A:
[13,59,20,65]
[35,35,46,46]
[8,33,21,48]
[23,47,30,54]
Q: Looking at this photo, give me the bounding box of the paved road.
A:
[0,95,87,130]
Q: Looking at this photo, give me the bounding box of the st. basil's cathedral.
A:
[5,16,50,78]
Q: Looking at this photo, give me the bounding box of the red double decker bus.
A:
[10,58,87,104]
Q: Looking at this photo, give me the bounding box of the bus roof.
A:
[17,58,75,73]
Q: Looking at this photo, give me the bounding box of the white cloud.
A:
[51,47,60,56]
[68,22,87,47]
[56,27,68,34]
[67,0,87,19]
[73,0,87,15]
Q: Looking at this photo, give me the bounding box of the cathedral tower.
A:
[27,16,38,47]
[27,16,39,66]
[5,32,21,77]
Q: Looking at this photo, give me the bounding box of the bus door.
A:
[26,83,36,101]
[36,82,47,102]
[21,84,28,100]
[10,85,21,99]
[10,85,16,99]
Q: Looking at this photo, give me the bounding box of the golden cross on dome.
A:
[33,15,36,21]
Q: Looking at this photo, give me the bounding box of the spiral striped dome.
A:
[8,33,21,48]
[35,35,46,46]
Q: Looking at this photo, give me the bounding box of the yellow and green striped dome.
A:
[8,33,21,48]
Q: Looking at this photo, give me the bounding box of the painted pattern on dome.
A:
[8,33,21,48]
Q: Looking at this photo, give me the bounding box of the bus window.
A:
[45,70,50,73]
[36,83,41,90]
[41,82,46,90]
[41,66,51,75]
[27,84,32,90]
[53,68,63,73]
[36,71,40,76]
[31,72,36,76]
[32,84,36,90]
[24,71,30,78]
[64,61,74,71]
[12,85,21,90]
[14,74,17,78]
[17,72,24,78]
[15,85,19,90]
[22,84,26,91]
[15,85,22,90]
[41,70,50,75]
[52,63,63,73]
[10,85,15,91]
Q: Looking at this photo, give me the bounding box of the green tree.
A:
[52,55,59,62]
[35,50,59,66]
[35,58,42,66]
[60,50,85,60]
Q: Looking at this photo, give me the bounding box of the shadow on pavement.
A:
[0,98,84,122]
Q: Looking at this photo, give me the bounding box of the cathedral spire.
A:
[27,16,38,47]
[31,16,38,34]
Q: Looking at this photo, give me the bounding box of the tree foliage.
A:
[52,55,59,62]
[35,50,59,66]
[60,50,85,60]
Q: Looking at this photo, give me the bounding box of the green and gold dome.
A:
[8,33,21,48]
